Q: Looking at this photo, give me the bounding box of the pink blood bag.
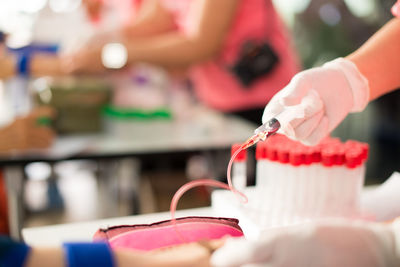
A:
[93,216,243,251]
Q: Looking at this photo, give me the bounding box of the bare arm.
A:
[122,0,176,38]
[23,241,221,267]
[124,0,239,67]
[347,18,400,101]
[68,0,239,72]
[85,0,177,46]
[0,54,65,80]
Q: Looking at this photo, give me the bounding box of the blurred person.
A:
[66,0,299,123]
[211,2,400,267]
[0,50,65,81]
[0,234,223,267]
[0,35,58,233]
[0,172,8,235]
[0,106,55,153]
[0,106,55,235]
[260,7,400,146]
[0,34,57,152]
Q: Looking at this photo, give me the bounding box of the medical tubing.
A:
[170,145,249,242]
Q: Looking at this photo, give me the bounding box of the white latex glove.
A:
[263,58,369,145]
[211,220,400,267]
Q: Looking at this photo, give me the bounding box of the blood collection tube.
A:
[288,145,304,222]
[333,145,346,216]
[231,144,247,192]
[302,146,315,219]
[321,146,338,216]
[344,141,366,214]
[255,141,268,187]
[252,134,369,229]
[255,141,268,224]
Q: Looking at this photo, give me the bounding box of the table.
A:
[22,185,393,246]
[22,207,215,246]
[0,106,256,240]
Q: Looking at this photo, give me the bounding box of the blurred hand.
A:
[211,220,400,267]
[262,58,369,145]
[116,239,225,267]
[0,106,56,152]
[0,52,15,80]
[62,44,105,75]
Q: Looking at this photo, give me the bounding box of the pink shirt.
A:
[392,0,400,17]
[162,0,300,112]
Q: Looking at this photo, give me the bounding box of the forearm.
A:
[30,54,64,77]
[124,32,219,68]
[0,54,64,80]
[347,18,400,101]
[69,0,238,73]
[0,56,14,79]
[25,248,65,267]
[124,0,238,68]
[122,0,176,38]
[25,247,137,267]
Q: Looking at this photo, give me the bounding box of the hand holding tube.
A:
[262,58,369,145]
[211,220,400,267]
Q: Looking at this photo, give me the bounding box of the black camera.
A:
[231,41,279,87]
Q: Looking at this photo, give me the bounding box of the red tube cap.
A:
[231,144,247,162]
[256,141,267,160]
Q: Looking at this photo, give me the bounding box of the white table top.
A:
[0,106,256,163]
[22,207,215,246]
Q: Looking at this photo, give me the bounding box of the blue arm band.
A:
[17,53,30,77]
[63,242,115,267]
[0,242,31,267]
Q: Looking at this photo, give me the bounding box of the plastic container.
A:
[33,77,111,133]
[253,134,369,226]
[110,64,169,110]
[103,105,173,140]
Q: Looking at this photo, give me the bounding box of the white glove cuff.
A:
[323,57,370,112]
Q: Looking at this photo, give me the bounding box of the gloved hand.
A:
[211,220,400,267]
[263,58,369,145]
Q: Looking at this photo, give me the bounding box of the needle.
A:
[241,118,280,150]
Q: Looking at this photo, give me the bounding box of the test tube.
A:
[307,145,322,218]
[255,141,268,187]
[231,144,247,192]
[253,134,368,227]
[288,145,304,223]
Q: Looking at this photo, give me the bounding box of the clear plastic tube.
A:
[170,146,248,242]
